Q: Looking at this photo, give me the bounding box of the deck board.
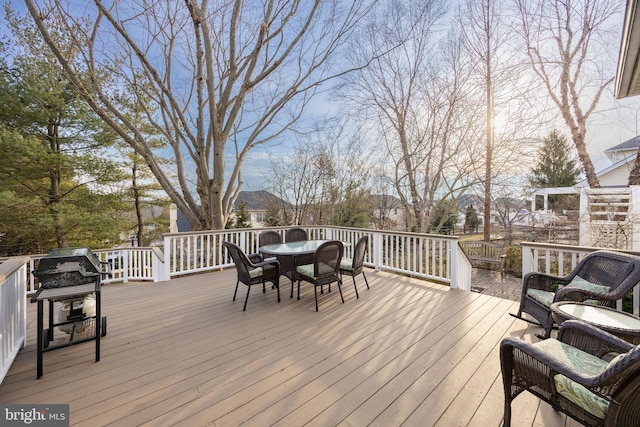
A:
[0,268,569,426]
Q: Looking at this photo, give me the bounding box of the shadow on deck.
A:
[0,268,574,426]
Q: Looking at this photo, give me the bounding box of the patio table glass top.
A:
[259,239,331,256]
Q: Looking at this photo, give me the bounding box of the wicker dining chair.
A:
[296,240,344,311]
[339,235,369,299]
[259,230,283,247]
[500,320,640,427]
[223,241,280,311]
[247,231,284,264]
[511,250,640,338]
[285,227,308,242]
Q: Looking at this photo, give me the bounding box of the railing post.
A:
[122,250,130,283]
[521,243,533,277]
[450,240,458,289]
[579,187,589,247]
[373,231,382,272]
[163,235,172,280]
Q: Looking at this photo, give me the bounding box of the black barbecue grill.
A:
[31,247,109,379]
[33,247,103,290]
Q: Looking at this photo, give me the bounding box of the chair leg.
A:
[262,280,266,293]
[503,401,511,427]
[233,280,239,301]
[337,278,344,303]
[275,278,280,303]
[297,279,301,300]
[352,275,359,299]
[362,271,369,289]
[314,284,319,311]
[243,285,251,311]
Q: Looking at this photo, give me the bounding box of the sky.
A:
[3,0,639,195]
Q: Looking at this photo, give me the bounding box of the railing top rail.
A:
[163,225,460,241]
[0,256,30,282]
[521,241,640,256]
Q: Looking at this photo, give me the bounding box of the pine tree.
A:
[464,205,479,233]
[233,200,252,229]
[528,130,582,212]
[529,130,581,188]
[0,7,126,254]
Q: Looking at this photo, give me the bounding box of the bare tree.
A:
[342,0,482,232]
[24,0,374,230]
[459,0,538,242]
[515,0,621,189]
[267,119,370,226]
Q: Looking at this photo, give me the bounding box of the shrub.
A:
[504,245,522,277]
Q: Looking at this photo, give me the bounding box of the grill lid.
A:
[34,247,103,289]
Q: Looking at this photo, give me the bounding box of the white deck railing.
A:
[161,226,471,290]
[521,242,640,316]
[6,231,640,386]
[0,256,28,385]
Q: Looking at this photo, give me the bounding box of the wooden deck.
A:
[0,269,579,426]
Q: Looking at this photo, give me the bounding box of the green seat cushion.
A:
[534,339,609,419]
[340,257,353,270]
[530,277,611,308]
[565,276,611,295]
[527,289,555,307]
[296,263,314,278]
[249,267,264,279]
[297,262,335,278]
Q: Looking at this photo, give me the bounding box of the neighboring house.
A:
[173,190,290,232]
[232,190,291,227]
[118,204,168,246]
[369,194,407,230]
[575,136,638,188]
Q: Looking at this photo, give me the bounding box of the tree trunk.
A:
[629,146,640,186]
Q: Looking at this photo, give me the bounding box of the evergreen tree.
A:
[464,205,479,233]
[0,6,125,255]
[265,201,282,226]
[528,130,582,212]
[233,200,252,229]
[429,198,459,234]
[529,130,581,188]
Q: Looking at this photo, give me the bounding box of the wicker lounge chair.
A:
[339,235,369,299]
[500,320,640,426]
[296,240,344,311]
[511,250,640,338]
[223,241,280,311]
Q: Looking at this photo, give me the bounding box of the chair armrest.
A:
[522,272,569,292]
[554,286,614,304]
[501,336,612,389]
[248,253,263,264]
[557,320,634,357]
[253,258,280,268]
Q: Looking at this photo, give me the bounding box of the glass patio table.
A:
[260,240,331,298]
[550,301,640,345]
